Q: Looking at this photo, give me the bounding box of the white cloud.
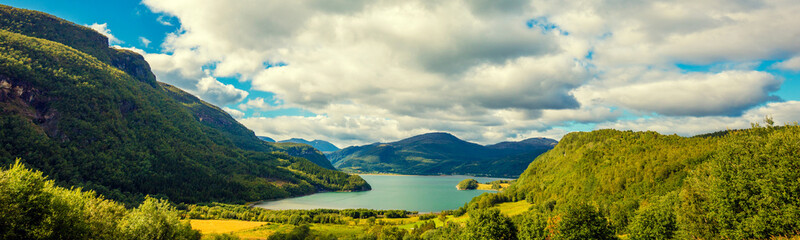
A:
[112,46,145,55]
[597,101,800,136]
[156,15,173,26]
[239,97,281,111]
[139,37,151,47]
[85,23,122,44]
[145,52,249,106]
[540,0,800,67]
[774,56,800,71]
[140,0,800,145]
[196,76,249,105]
[578,70,782,116]
[222,107,244,119]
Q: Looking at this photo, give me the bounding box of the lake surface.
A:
[255,175,510,212]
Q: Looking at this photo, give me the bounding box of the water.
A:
[254,175,510,212]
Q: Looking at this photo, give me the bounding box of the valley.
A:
[1,2,800,240]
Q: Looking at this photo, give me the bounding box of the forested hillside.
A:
[0,5,368,206]
[492,122,800,239]
[328,132,556,177]
[161,83,335,170]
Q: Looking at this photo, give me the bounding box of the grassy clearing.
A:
[224,223,291,240]
[495,200,532,217]
[189,219,268,234]
[476,183,510,191]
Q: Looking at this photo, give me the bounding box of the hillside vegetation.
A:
[328,132,556,177]
[0,5,368,206]
[161,83,336,170]
[0,161,200,240]
[487,121,800,239]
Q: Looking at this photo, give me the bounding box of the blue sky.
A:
[3,0,800,147]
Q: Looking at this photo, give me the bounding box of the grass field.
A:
[495,200,532,217]
[475,183,510,191]
[189,219,269,234]
[189,200,534,238]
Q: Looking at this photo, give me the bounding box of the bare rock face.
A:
[0,75,66,141]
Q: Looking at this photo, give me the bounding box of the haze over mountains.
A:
[327,132,557,177]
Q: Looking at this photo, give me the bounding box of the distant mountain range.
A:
[327,132,557,177]
[258,136,340,153]
[258,136,276,142]
[279,138,340,153]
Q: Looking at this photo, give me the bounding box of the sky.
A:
[3,0,800,147]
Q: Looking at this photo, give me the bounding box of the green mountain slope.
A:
[161,83,336,170]
[327,132,556,177]
[0,5,368,205]
[279,138,341,153]
[500,124,800,238]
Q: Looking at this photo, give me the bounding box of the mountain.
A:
[498,125,800,238]
[0,4,369,205]
[258,136,276,142]
[327,132,556,177]
[279,138,341,153]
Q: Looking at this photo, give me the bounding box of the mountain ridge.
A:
[279,138,341,153]
[327,132,556,177]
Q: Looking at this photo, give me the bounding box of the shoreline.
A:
[352,172,517,180]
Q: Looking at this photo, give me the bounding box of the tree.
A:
[463,208,517,240]
[627,200,676,240]
[457,179,479,190]
[553,203,617,240]
[516,209,549,240]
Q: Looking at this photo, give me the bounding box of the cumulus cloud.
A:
[139,0,800,145]
[239,97,281,111]
[774,56,800,71]
[597,101,800,136]
[222,107,244,119]
[145,52,248,106]
[539,0,800,67]
[85,23,122,44]
[578,70,783,116]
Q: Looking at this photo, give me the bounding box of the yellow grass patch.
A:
[476,183,510,191]
[188,219,268,234]
[495,200,533,217]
